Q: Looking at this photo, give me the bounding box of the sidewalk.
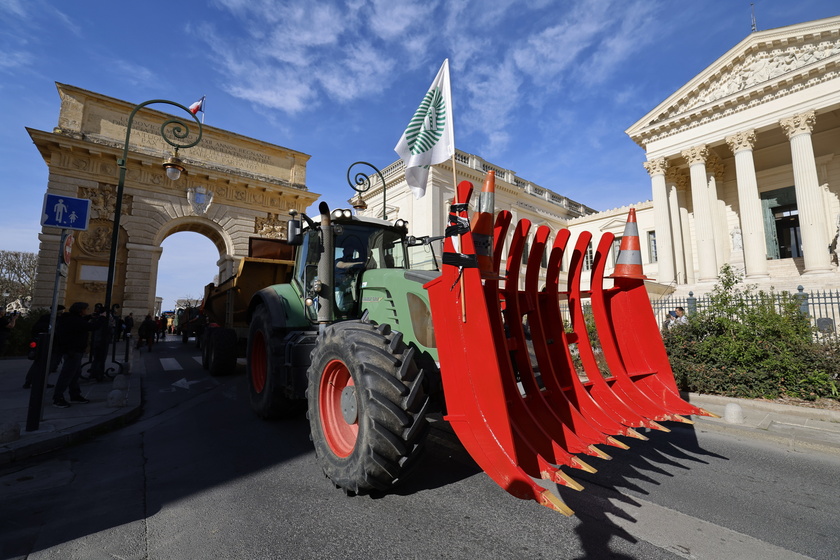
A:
[0,350,143,466]
[683,393,840,454]
[1,349,839,465]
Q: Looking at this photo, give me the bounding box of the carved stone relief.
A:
[78,184,133,220]
[672,39,840,117]
[77,220,115,256]
[255,214,288,239]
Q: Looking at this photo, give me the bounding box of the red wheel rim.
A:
[320,359,358,457]
[250,330,266,393]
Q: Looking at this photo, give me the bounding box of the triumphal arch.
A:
[28,83,318,319]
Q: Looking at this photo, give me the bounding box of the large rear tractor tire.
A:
[209,327,238,377]
[247,305,306,419]
[307,321,430,495]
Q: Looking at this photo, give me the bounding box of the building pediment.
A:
[627,16,840,146]
[599,218,630,233]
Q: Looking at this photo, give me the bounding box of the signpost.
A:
[28,195,90,431]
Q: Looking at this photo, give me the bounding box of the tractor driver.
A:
[334,237,366,313]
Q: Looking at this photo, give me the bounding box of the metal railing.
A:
[650,286,840,341]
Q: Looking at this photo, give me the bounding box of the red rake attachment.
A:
[425,183,714,514]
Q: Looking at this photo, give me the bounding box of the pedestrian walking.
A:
[138,315,156,352]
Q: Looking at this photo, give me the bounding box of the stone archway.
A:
[28,83,319,320]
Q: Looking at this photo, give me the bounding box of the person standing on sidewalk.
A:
[138,315,156,352]
[52,302,96,408]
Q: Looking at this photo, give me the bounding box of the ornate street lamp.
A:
[97,100,203,375]
[347,161,387,219]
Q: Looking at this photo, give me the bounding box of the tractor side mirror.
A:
[287,219,302,246]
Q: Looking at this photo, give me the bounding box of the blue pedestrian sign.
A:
[41,194,91,231]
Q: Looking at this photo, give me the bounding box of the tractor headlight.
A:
[332,209,353,220]
[394,219,408,230]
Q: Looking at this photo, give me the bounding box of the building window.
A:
[583,241,594,271]
[612,237,622,266]
[647,231,657,263]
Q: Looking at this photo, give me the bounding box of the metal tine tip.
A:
[540,466,585,492]
[671,414,695,424]
[587,445,612,460]
[606,436,630,450]
[624,428,649,441]
[570,456,597,473]
[647,421,671,432]
[698,408,720,418]
[539,490,576,516]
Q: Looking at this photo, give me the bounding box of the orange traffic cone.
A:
[471,170,496,277]
[610,208,648,280]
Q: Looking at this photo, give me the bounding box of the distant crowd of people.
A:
[20,302,171,409]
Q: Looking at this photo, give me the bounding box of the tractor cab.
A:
[287,206,414,322]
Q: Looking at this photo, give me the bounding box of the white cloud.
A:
[112,60,157,87]
[368,0,437,41]
[0,50,33,71]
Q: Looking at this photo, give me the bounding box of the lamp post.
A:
[96,100,203,376]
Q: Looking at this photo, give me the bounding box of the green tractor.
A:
[245,202,441,495]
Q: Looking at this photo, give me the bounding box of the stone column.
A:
[780,110,832,273]
[725,129,769,278]
[665,168,686,283]
[676,184,696,284]
[644,158,675,284]
[682,145,718,282]
[707,151,727,265]
[124,243,163,317]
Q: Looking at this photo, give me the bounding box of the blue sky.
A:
[1,0,837,311]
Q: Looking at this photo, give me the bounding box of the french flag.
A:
[188,96,206,115]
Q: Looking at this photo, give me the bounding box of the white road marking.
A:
[159,358,182,371]
[600,493,813,560]
[193,356,202,365]
[172,378,202,390]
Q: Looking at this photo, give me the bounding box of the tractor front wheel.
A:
[307,321,429,495]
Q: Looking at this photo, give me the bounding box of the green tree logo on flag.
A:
[404,87,447,156]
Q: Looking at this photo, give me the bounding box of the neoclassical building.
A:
[361,15,840,297]
[627,15,840,294]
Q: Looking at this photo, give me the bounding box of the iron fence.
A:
[650,286,840,342]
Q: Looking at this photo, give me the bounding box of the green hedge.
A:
[663,265,840,401]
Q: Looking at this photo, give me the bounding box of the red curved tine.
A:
[567,232,669,431]
[486,215,596,474]
[424,182,576,515]
[480,218,597,471]
[522,226,630,451]
[588,232,683,423]
[537,230,647,441]
[500,221,610,460]
[590,235,715,419]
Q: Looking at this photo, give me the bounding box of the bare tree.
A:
[175,296,202,309]
[0,250,38,311]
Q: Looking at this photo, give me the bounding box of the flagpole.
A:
[450,153,467,323]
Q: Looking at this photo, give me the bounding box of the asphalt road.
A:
[1,339,838,560]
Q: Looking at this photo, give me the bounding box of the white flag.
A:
[394,59,455,199]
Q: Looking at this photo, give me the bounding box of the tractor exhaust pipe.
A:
[317,201,334,325]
